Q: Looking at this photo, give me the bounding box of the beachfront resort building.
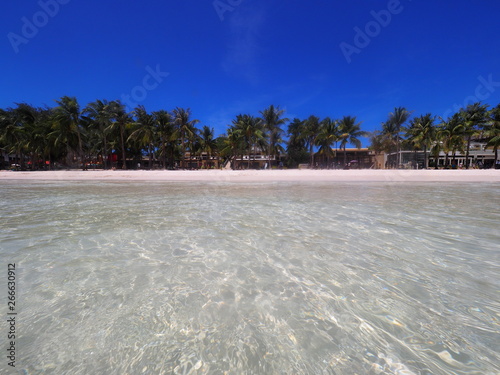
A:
[182,152,221,169]
[385,141,498,169]
[301,148,380,169]
[229,153,283,170]
[1,148,23,170]
[2,142,497,170]
[331,148,379,169]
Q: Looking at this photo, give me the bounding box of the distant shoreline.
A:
[1,169,499,182]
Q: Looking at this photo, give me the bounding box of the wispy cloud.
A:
[221,6,267,85]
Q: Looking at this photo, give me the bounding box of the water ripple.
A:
[1,181,498,374]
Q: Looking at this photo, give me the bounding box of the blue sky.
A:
[2,0,500,146]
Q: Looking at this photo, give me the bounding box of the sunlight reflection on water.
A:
[1,181,499,374]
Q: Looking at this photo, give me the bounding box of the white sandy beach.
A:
[1,169,499,182]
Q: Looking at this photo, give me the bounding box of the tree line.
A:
[371,103,500,169]
[0,96,499,170]
[0,98,365,170]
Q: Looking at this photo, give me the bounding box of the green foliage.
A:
[338,116,364,165]
[2,96,498,171]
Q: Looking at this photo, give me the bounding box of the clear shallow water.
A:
[0,181,499,375]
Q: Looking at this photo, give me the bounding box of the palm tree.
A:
[406,114,436,168]
[1,106,27,169]
[381,120,398,148]
[438,114,464,167]
[53,96,85,169]
[106,101,132,169]
[338,116,364,166]
[173,107,199,168]
[232,114,266,169]
[301,115,321,167]
[16,104,52,170]
[286,118,309,168]
[83,99,116,169]
[199,125,218,168]
[260,105,288,168]
[0,109,9,163]
[459,103,489,168]
[369,128,399,169]
[2,104,56,170]
[315,117,338,168]
[368,130,384,161]
[129,105,156,169]
[386,107,412,167]
[220,126,246,169]
[429,140,442,169]
[485,103,500,165]
[35,107,61,169]
[370,121,403,168]
[153,110,175,169]
[14,104,37,169]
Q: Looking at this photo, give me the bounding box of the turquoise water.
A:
[0,181,499,374]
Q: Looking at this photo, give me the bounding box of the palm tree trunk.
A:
[310,143,314,168]
[335,142,338,168]
[21,150,27,170]
[120,124,127,169]
[465,136,471,169]
[424,145,428,169]
[396,125,400,168]
[268,141,272,169]
[76,129,84,170]
[248,144,251,169]
[65,145,72,167]
[103,136,108,170]
[180,129,186,169]
[149,144,153,170]
[162,140,166,169]
[253,144,257,169]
